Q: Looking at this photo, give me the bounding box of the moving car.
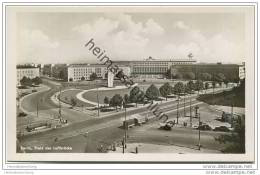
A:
[213,126,230,132]
[196,124,212,131]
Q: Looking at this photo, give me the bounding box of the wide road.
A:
[20,79,59,112]
[20,98,223,152]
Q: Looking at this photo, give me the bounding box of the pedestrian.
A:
[135,146,138,154]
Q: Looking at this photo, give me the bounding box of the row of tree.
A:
[103,80,213,110]
[166,70,228,82]
[20,76,42,86]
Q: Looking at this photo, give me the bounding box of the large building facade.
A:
[115,57,197,79]
[239,62,245,80]
[67,64,130,82]
[170,63,245,82]
[17,67,40,86]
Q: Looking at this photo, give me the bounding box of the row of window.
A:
[134,62,168,66]
[133,67,168,73]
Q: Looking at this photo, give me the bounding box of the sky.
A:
[16,12,245,64]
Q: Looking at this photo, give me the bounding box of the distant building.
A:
[239,62,245,80]
[115,56,196,79]
[16,66,40,86]
[67,64,130,82]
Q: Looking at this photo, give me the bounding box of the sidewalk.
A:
[109,143,221,154]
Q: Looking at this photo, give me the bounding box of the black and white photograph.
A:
[3,3,256,165]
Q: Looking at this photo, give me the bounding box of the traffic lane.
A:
[127,127,226,151]
[164,102,209,118]
[157,99,202,114]
[20,101,225,152]
[21,88,59,112]
[20,78,61,112]
[37,122,125,153]
[20,98,202,146]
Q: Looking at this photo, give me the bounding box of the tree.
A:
[137,90,146,105]
[69,78,73,82]
[215,116,245,153]
[90,72,98,81]
[104,96,110,107]
[201,73,212,81]
[71,98,77,108]
[195,80,204,93]
[32,76,42,85]
[175,72,183,79]
[205,82,209,90]
[212,81,216,95]
[109,94,123,111]
[115,69,124,79]
[165,69,175,79]
[129,86,141,107]
[224,80,229,88]
[123,94,129,104]
[145,84,160,102]
[81,76,85,81]
[59,70,67,80]
[215,73,226,83]
[184,72,195,80]
[20,76,32,86]
[173,82,184,95]
[186,80,195,93]
[159,82,172,101]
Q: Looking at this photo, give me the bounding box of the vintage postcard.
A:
[5,4,255,162]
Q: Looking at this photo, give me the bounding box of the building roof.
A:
[69,63,130,68]
[172,63,240,67]
[16,66,39,69]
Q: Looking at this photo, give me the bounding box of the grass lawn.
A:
[59,89,95,107]
[82,87,132,104]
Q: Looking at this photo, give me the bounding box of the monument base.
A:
[107,71,114,88]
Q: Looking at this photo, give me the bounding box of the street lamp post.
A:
[96,80,100,117]
[84,131,89,152]
[198,112,201,150]
[177,95,180,124]
[36,100,39,117]
[36,98,43,118]
[195,105,201,150]
[189,92,192,127]
[59,87,61,118]
[184,93,186,117]
[124,102,127,149]
[122,101,127,154]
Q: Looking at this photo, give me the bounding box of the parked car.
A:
[18,112,27,117]
[213,126,230,132]
[196,124,212,131]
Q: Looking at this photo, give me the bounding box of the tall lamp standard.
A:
[36,100,39,117]
[230,94,235,128]
[58,87,62,118]
[36,98,43,118]
[177,94,180,124]
[184,87,186,118]
[122,101,127,154]
[195,105,201,150]
[95,80,100,117]
[189,90,192,127]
